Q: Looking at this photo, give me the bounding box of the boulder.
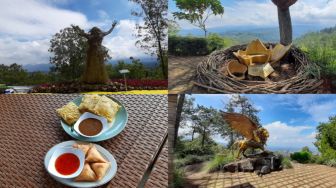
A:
[223,152,282,175]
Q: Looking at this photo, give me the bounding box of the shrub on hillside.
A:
[290,151,312,163]
[296,28,336,78]
[174,155,212,168]
[206,152,236,173]
[325,159,336,167]
[315,116,336,161]
[168,35,236,56]
[169,36,208,56]
[173,167,185,188]
[281,156,293,169]
[206,33,235,52]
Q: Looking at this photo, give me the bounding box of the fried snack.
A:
[73,143,92,156]
[91,162,110,180]
[75,163,97,182]
[56,102,81,125]
[93,96,120,123]
[86,145,108,163]
[78,94,101,114]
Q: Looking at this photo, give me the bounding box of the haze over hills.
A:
[22,57,158,72]
[179,25,326,43]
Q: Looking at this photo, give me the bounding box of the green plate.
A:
[61,96,128,142]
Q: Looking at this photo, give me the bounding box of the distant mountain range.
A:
[179,25,326,43]
[23,57,158,72]
[23,64,51,72]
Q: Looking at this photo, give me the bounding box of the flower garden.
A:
[31,79,167,93]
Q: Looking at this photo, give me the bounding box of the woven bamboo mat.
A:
[144,142,168,188]
[0,94,167,188]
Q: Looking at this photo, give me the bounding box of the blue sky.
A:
[169,0,336,31]
[0,0,155,66]
[179,94,336,152]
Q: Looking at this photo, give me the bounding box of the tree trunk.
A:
[191,128,195,141]
[277,7,292,45]
[168,95,177,188]
[157,40,168,79]
[174,94,185,147]
[228,131,234,148]
[201,126,206,148]
[203,28,207,38]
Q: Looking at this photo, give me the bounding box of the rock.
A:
[223,152,282,175]
[239,158,256,172]
[223,162,238,172]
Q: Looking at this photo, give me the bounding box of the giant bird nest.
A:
[195,44,323,94]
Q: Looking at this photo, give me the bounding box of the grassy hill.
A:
[295,25,336,77]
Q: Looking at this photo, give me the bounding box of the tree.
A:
[180,96,198,140]
[129,0,168,79]
[217,95,261,148]
[173,0,224,37]
[0,63,28,85]
[315,116,336,160]
[49,25,88,81]
[168,20,180,36]
[73,23,116,84]
[194,105,219,147]
[173,94,185,147]
[271,0,298,45]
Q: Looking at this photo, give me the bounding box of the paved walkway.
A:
[186,163,336,188]
[168,56,206,94]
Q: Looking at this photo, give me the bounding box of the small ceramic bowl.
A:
[73,112,108,138]
[47,147,85,179]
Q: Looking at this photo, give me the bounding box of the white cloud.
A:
[0,0,88,38]
[0,37,50,65]
[104,19,149,60]
[296,95,336,123]
[264,121,316,151]
[173,0,336,29]
[0,0,149,65]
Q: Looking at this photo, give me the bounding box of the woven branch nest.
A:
[195,44,323,94]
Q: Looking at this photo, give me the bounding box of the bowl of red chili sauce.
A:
[47,147,85,179]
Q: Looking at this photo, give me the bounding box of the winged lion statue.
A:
[223,112,269,159]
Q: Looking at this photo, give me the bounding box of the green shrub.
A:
[290,151,312,163]
[178,139,216,157]
[315,117,336,161]
[281,157,293,169]
[206,33,235,52]
[296,27,336,78]
[206,152,235,172]
[169,36,209,56]
[325,159,336,167]
[172,167,185,188]
[168,35,236,56]
[0,85,9,94]
[174,155,212,168]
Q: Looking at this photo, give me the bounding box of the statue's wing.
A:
[223,112,258,140]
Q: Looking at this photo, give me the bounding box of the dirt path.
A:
[168,56,206,94]
[184,163,336,188]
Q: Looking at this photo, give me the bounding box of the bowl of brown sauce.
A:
[74,112,108,138]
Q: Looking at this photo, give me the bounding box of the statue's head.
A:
[89,27,102,35]
[257,127,269,144]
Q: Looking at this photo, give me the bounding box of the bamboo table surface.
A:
[0,94,167,188]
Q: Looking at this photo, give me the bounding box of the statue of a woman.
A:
[73,21,117,84]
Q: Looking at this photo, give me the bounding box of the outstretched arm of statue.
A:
[103,20,118,36]
[72,25,89,39]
